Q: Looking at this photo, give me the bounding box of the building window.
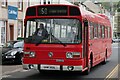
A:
[48,0,51,4]
[18,0,23,11]
[44,0,46,4]
[2,0,7,7]
[18,21,23,37]
[40,0,41,4]
[0,21,6,43]
[28,0,30,7]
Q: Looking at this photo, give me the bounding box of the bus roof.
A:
[79,6,111,26]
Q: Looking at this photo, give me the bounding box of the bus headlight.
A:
[66,52,73,58]
[66,52,80,59]
[29,52,36,57]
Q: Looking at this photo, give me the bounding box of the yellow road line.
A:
[105,64,119,79]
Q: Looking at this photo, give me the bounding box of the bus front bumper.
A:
[23,64,83,71]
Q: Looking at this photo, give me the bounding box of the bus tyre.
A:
[102,55,107,64]
[15,53,22,64]
[83,60,91,75]
[38,70,49,74]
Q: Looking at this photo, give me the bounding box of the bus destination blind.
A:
[38,6,68,16]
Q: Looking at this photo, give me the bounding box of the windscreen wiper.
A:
[35,34,66,47]
[51,35,67,47]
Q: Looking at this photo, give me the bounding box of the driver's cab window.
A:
[26,21,48,37]
[54,24,60,38]
[26,21,37,37]
[61,25,66,38]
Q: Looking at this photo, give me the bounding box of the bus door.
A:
[83,20,89,68]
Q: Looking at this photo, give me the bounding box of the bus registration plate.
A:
[41,65,60,70]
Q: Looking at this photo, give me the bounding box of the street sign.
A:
[8,5,18,20]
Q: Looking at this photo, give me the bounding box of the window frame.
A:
[18,0,23,11]
[0,20,7,44]
[28,0,30,7]
[1,0,7,7]
[18,20,23,37]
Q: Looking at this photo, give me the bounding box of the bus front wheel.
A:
[83,59,92,75]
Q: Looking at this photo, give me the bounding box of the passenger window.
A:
[90,22,93,39]
[108,27,111,38]
[93,23,98,39]
[98,24,101,38]
[102,26,105,38]
[105,27,108,38]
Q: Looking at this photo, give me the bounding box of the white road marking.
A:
[105,64,119,79]
[2,68,22,76]
[20,70,30,72]
[2,75,11,78]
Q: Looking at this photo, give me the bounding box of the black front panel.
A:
[26,5,81,16]
[38,6,68,16]
[26,7,36,16]
[69,6,80,16]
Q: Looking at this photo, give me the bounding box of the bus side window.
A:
[98,24,101,38]
[90,22,93,39]
[105,27,108,38]
[108,27,111,38]
[102,26,105,39]
[93,23,98,39]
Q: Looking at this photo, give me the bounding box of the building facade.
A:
[0,0,52,46]
[0,0,75,46]
[113,11,120,38]
[0,0,26,46]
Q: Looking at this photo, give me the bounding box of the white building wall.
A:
[52,0,72,5]
[0,1,2,19]
[0,0,72,45]
[0,21,1,45]
[0,8,8,19]
[0,1,1,44]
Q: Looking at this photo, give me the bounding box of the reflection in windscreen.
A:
[25,19,81,44]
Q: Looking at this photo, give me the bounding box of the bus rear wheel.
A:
[102,54,107,64]
[102,50,107,64]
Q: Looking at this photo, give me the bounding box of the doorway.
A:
[83,19,89,67]
[10,25,14,40]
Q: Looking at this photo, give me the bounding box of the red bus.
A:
[22,4,112,74]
